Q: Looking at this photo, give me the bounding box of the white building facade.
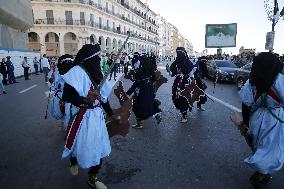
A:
[29,0,159,57]
[157,15,171,57]
[157,16,194,58]
[184,39,194,56]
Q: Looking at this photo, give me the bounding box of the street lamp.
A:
[264,0,284,51]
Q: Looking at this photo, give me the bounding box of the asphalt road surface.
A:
[1,64,284,189]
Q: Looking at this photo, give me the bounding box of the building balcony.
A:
[120,3,157,26]
[33,18,155,44]
[31,0,157,36]
[34,18,82,25]
[31,0,73,2]
[147,28,158,35]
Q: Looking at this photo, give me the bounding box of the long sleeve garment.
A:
[62,83,113,117]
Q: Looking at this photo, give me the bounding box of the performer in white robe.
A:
[48,64,63,120]
[49,55,74,122]
[239,52,284,187]
[61,44,114,189]
[56,55,76,129]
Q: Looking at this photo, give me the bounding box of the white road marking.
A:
[45,91,50,98]
[206,93,242,113]
[19,85,37,94]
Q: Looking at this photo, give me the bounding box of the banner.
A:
[205,23,237,48]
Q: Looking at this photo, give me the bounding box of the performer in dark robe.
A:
[196,56,208,79]
[131,52,140,70]
[126,53,162,129]
[170,47,194,123]
[194,63,207,111]
[0,58,7,85]
[62,44,115,189]
[148,53,163,120]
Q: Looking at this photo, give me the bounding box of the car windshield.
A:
[215,61,237,68]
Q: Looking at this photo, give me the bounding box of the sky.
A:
[145,0,284,55]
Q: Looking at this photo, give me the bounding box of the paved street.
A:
[1,64,284,189]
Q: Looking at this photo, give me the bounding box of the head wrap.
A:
[173,47,193,75]
[250,52,283,93]
[74,44,103,85]
[57,54,74,75]
[132,52,140,67]
[74,44,101,65]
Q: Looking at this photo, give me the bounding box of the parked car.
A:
[206,60,239,82]
[234,63,252,90]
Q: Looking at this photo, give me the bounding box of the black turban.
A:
[250,52,283,93]
[57,54,74,75]
[74,44,103,85]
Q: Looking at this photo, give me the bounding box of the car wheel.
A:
[237,78,244,90]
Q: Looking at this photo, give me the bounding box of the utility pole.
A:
[264,0,284,52]
[272,0,278,32]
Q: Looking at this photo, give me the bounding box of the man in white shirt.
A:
[0,73,7,94]
[33,57,40,75]
[22,57,30,80]
[41,54,50,83]
[123,54,129,76]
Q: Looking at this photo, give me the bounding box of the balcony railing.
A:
[34,18,82,26]
[32,0,74,2]
[120,3,157,26]
[33,18,156,43]
[32,0,158,32]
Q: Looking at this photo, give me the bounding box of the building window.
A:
[106,20,109,30]
[106,2,109,12]
[28,33,38,42]
[90,14,94,27]
[65,11,73,25]
[99,37,102,45]
[46,10,54,24]
[113,22,115,31]
[80,12,85,25]
[99,17,102,29]
[117,25,121,33]
[45,33,59,43]
[64,0,71,2]
[112,5,115,14]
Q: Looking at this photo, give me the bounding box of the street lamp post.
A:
[271,0,279,32]
[264,0,284,52]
